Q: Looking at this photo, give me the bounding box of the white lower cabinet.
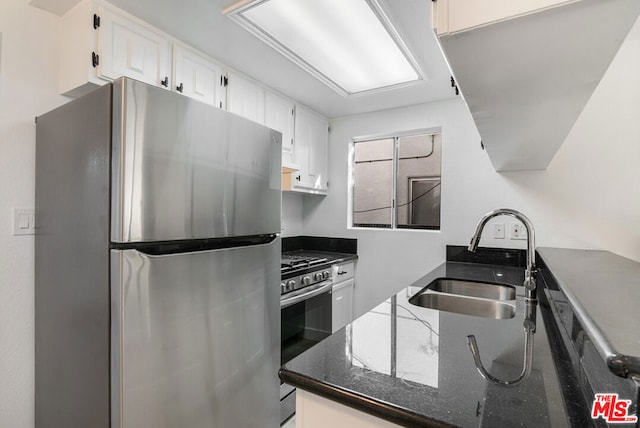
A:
[331,261,355,333]
[332,279,354,334]
[296,390,402,428]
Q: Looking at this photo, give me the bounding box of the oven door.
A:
[281,280,333,364]
[280,280,332,423]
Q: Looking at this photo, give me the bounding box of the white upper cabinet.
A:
[433,0,576,35]
[288,105,328,194]
[173,44,226,108]
[59,0,172,97]
[58,0,103,96]
[227,72,265,125]
[97,4,172,88]
[57,0,329,193]
[434,0,640,171]
[264,92,295,166]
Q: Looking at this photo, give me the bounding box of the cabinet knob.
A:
[176,83,184,93]
[160,77,168,87]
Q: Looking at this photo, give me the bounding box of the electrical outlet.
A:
[494,223,505,239]
[510,222,527,240]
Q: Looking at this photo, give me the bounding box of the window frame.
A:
[348,127,442,231]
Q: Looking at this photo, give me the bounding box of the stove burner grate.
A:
[281,255,329,273]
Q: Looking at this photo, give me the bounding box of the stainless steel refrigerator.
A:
[35,77,282,428]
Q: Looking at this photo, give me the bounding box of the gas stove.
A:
[280,254,333,297]
[279,253,336,424]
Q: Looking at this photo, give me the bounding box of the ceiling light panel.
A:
[228,0,422,95]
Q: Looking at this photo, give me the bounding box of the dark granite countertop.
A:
[281,236,358,279]
[536,247,639,426]
[280,261,577,427]
[537,247,640,377]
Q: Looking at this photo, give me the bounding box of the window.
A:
[351,132,441,230]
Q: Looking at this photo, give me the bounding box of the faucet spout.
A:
[468,208,537,301]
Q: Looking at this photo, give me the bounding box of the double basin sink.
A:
[409,278,517,319]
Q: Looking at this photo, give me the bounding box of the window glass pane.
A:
[353,139,393,228]
[396,134,441,229]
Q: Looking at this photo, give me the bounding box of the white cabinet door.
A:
[297,390,402,427]
[293,105,328,193]
[97,4,172,88]
[59,0,102,97]
[227,72,265,124]
[434,0,576,35]
[332,278,354,333]
[331,261,355,333]
[173,44,225,108]
[264,92,295,164]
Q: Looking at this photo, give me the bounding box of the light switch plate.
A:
[494,222,505,239]
[12,208,36,235]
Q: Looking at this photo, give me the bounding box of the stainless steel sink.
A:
[409,292,516,319]
[427,278,516,301]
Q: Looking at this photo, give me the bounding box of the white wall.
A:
[303,16,640,317]
[0,2,68,427]
[281,192,304,237]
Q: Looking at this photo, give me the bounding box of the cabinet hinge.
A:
[291,109,294,116]
[92,51,99,68]
[93,14,100,29]
[450,75,460,95]
[221,75,228,87]
[328,126,331,133]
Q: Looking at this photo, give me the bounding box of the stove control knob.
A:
[322,271,330,280]
[302,276,311,286]
[286,280,296,292]
[280,282,286,294]
[314,272,323,281]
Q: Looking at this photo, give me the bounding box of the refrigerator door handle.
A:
[118,234,278,256]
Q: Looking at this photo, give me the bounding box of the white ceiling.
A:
[32,0,457,118]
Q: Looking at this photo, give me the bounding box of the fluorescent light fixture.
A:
[224,0,423,95]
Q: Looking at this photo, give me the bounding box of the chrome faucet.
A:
[468,208,537,301]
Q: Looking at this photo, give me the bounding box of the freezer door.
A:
[111,77,282,243]
[110,240,280,428]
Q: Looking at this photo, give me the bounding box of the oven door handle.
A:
[280,281,333,309]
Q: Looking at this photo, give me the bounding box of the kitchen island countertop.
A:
[279,259,586,427]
